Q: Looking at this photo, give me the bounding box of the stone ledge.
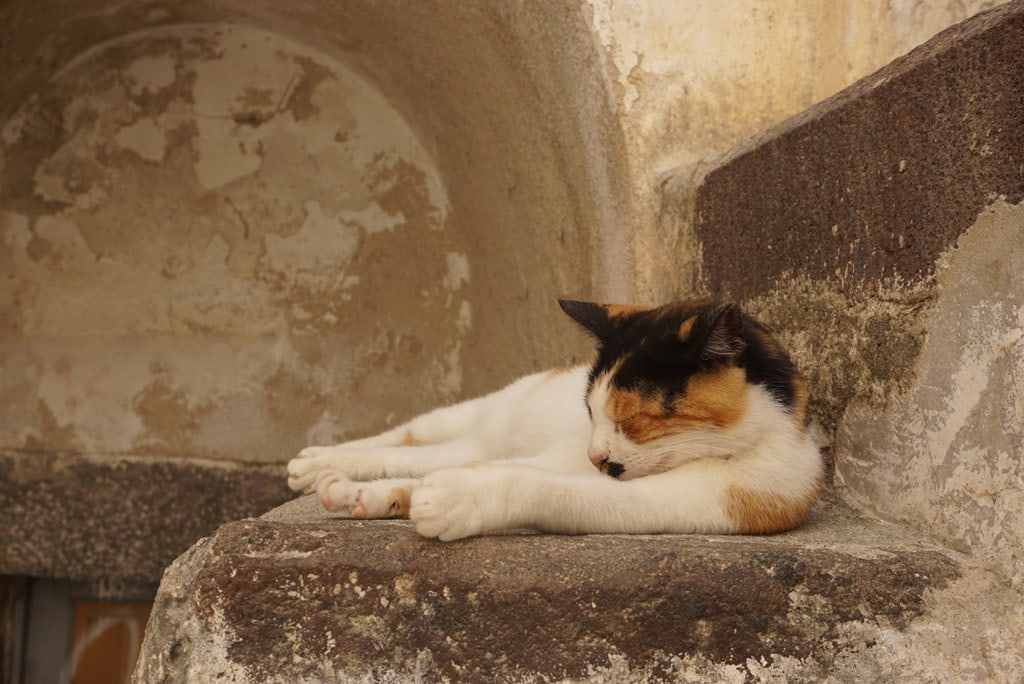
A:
[135,495,962,682]
[0,450,292,585]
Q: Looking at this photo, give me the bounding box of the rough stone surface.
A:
[0,449,291,585]
[693,0,1024,300]
[836,199,1024,587]
[744,280,930,442]
[135,496,981,683]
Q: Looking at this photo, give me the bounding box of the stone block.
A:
[693,0,1024,299]
[676,0,1024,620]
[135,496,972,682]
[0,450,291,585]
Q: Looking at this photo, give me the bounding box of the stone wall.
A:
[601,0,1004,301]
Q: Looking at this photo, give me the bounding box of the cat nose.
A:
[587,447,609,468]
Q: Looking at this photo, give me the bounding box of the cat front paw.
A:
[410,467,510,541]
[288,445,386,491]
[288,446,336,492]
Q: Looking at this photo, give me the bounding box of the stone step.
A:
[135,496,969,682]
[0,449,292,586]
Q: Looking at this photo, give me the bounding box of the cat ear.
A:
[558,299,614,342]
[696,302,746,364]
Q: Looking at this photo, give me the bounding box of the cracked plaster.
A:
[0,24,464,462]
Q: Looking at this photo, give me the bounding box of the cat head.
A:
[560,298,800,480]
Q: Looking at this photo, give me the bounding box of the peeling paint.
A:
[261,201,361,292]
[114,117,166,161]
[443,252,470,292]
[0,23,465,462]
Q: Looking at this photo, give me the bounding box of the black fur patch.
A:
[562,298,802,415]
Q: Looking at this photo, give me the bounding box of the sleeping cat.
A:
[287,298,823,541]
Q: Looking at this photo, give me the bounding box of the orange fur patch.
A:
[610,366,749,443]
[387,486,412,518]
[724,483,821,534]
[679,367,748,428]
[677,315,697,341]
[605,304,647,319]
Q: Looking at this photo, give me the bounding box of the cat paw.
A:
[312,469,374,518]
[288,445,385,491]
[410,468,504,541]
[313,470,413,519]
[312,469,353,511]
[287,446,336,492]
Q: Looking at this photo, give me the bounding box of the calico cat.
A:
[287,298,823,541]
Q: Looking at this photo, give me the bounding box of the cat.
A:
[287,298,824,541]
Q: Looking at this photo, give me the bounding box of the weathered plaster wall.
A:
[0,3,620,469]
[1,24,460,461]
[593,0,1004,178]
[838,200,1024,587]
